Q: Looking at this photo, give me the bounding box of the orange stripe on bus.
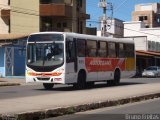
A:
[27,72,62,77]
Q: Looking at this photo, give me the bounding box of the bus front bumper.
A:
[26,76,65,84]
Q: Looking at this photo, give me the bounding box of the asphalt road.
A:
[0,77,160,100]
[45,98,160,120]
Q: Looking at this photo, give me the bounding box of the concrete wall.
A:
[11,0,40,34]
[72,0,78,33]
[0,0,10,34]
[124,21,160,52]
[132,11,154,28]
[124,21,160,41]
[124,37,148,51]
[98,19,124,37]
[124,21,145,37]
[132,3,160,28]
[0,48,5,77]
[0,18,9,34]
[135,3,159,13]
[0,0,9,6]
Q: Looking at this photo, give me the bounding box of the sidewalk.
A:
[0,77,25,87]
[0,77,42,87]
[0,82,160,120]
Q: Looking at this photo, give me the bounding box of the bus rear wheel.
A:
[43,83,54,90]
[74,71,86,89]
[107,70,120,86]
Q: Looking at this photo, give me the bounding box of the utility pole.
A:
[98,0,107,36]
[98,0,113,37]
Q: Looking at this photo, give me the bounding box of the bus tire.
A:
[107,70,120,86]
[43,83,54,90]
[74,70,86,89]
[114,69,120,85]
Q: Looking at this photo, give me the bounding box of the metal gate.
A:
[5,47,14,76]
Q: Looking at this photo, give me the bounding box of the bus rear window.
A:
[28,34,64,42]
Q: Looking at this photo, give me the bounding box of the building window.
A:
[144,16,147,20]
[139,16,148,21]
[156,15,160,24]
[77,0,82,8]
[80,21,83,34]
[77,0,82,11]
[57,23,61,28]
[139,16,143,21]
[8,0,10,5]
[148,41,152,50]
[40,0,52,4]
[63,22,67,28]
[8,19,10,33]
[157,18,160,23]
[80,0,82,7]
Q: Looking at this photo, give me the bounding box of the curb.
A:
[1,92,160,120]
[0,83,20,87]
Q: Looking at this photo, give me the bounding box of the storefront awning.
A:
[0,34,29,40]
[136,50,160,57]
[0,34,29,46]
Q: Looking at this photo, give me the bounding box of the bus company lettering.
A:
[85,58,113,72]
[90,59,111,66]
[85,58,125,72]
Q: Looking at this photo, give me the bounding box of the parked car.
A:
[142,66,160,77]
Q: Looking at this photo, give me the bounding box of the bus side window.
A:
[125,44,135,57]
[108,42,116,58]
[66,39,76,63]
[98,41,107,58]
[77,39,86,57]
[86,40,97,57]
[118,43,125,58]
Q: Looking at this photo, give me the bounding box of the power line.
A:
[114,0,128,12]
[124,27,160,37]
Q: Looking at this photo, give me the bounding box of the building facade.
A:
[0,0,90,77]
[0,0,90,34]
[0,35,27,77]
[132,3,160,28]
[124,20,160,76]
[124,21,160,52]
[40,0,90,33]
[97,18,124,38]
[0,0,10,34]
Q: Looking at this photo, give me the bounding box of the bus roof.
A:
[29,32,134,44]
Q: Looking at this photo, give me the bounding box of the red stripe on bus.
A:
[85,58,125,72]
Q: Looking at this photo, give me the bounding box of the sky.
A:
[86,0,160,28]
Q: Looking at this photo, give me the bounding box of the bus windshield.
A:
[27,43,64,67]
[26,34,64,71]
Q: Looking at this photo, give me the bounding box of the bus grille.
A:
[37,77,50,81]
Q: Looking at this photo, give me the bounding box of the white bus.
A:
[26,32,136,89]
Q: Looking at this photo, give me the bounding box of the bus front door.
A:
[65,38,77,83]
